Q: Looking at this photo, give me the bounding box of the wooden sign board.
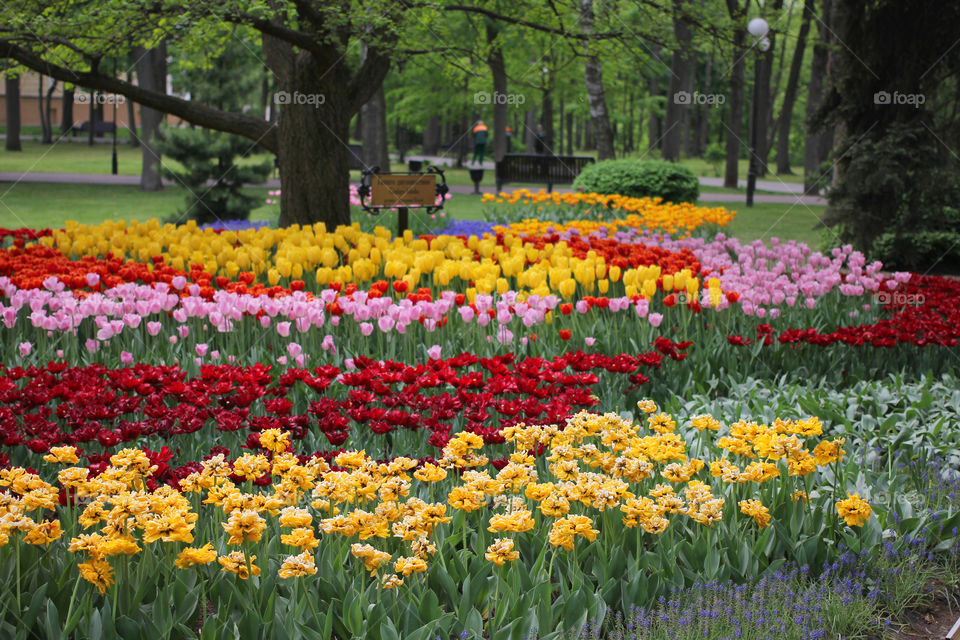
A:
[370,173,436,207]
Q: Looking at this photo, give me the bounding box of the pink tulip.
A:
[18,342,31,357]
[648,313,663,328]
[196,343,209,357]
[277,321,291,337]
[427,345,442,360]
[121,351,134,365]
[147,321,162,336]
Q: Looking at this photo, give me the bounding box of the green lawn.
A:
[0,182,829,249]
[707,200,830,249]
[2,142,795,194]
[0,182,275,229]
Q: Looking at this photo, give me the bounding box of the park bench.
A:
[495,153,594,192]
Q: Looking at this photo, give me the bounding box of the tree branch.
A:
[0,40,279,153]
[444,4,623,39]
[347,46,391,114]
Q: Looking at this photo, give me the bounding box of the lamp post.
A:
[746,17,769,208]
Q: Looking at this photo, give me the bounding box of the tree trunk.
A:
[39,74,54,143]
[361,82,389,171]
[775,0,812,174]
[663,1,694,161]
[724,0,748,188]
[88,93,96,147]
[456,108,468,168]
[60,88,74,135]
[804,0,832,193]
[422,116,440,155]
[579,0,615,159]
[353,111,362,142]
[584,118,594,150]
[135,43,167,191]
[524,108,537,152]
[754,0,782,177]
[126,71,139,147]
[557,95,564,154]
[486,21,508,162]
[4,75,21,151]
[541,90,554,154]
[648,52,661,152]
[694,56,712,155]
[276,99,351,228]
[753,51,773,177]
[754,43,774,176]
[566,111,574,155]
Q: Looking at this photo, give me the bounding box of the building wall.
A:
[1,71,182,129]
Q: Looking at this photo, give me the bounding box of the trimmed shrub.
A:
[572,160,700,203]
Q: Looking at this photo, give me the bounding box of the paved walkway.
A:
[0,170,827,205]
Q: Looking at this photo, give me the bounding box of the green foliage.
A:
[157,127,273,225]
[572,160,700,203]
[704,143,724,176]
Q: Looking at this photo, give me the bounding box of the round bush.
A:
[572,159,700,203]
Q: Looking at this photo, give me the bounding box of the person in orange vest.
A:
[472,120,489,166]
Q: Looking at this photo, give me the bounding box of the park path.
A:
[0,170,827,206]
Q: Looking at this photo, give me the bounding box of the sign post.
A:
[358,166,448,236]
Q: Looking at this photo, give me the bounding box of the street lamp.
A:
[746,17,769,208]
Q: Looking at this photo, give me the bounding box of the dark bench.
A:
[495,154,594,192]
[72,121,117,136]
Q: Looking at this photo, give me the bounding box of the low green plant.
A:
[572,160,700,204]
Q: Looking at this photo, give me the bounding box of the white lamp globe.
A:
[758,37,771,52]
[748,17,769,38]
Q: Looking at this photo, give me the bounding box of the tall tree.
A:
[485,19,508,161]
[1,1,399,228]
[125,71,138,147]
[4,73,21,151]
[579,0,615,159]
[135,44,167,192]
[816,0,960,269]
[752,0,782,177]
[361,84,389,170]
[723,0,749,188]
[774,0,812,174]
[803,0,832,193]
[60,85,74,135]
[662,0,694,161]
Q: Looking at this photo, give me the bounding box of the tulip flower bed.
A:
[0,349,679,473]
[2,401,939,640]
[1,196,959,638]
